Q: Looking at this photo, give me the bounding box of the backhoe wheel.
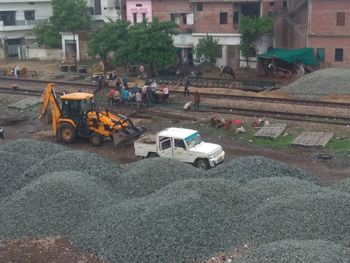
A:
[90,133,103,146]
[195,158,210,170]
[59,123,76,144]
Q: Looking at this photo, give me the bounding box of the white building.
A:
[0,0,52,59]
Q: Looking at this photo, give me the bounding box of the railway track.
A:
[1,77,350,109]
[1,79,350,126]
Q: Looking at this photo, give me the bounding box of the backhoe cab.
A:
[40,83,144,146]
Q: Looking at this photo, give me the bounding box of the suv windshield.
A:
[185,132,202,148]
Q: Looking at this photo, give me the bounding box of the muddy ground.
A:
[0,60,350,262]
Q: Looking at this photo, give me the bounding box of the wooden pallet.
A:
[292,132,334,147]
[7,97,42,110]
[255,123,287,139]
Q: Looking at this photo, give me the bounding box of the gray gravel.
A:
[0,139,67,159]
[236,239,350,263]
[0,171,117,240]
[119,158,202,198]
[0,151,37,199]
[331,178,350,194]
[23,150,122,184]
[207,155,321,185]
[282,68,350,98]
[0,140,349,263]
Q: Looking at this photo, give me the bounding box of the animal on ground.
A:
[220,65,236,79]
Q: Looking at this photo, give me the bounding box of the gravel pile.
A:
[0,151,37,199]
[0,140,349,263]
[207,156,321,185]
[0,139,67,159]
[242,190,350,246]
[331,178,350,193]
[23,150,122,185]
[0,171,116,239]
[119,158,201,198]
[282,68,350,98]
[236,239,350,263]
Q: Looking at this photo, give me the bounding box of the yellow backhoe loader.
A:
[40,83,145,146]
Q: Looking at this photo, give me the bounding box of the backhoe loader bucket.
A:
[112,126,146,147]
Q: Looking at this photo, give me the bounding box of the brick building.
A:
[148,0,274,69]
[274,0,350,67]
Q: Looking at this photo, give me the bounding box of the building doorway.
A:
[6,39,22,58]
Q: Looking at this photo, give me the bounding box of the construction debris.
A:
[7,97,42,110]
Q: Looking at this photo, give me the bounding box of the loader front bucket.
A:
[112,126,146,147]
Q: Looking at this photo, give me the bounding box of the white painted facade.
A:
[0,0,52,58]
[89,0,124,23]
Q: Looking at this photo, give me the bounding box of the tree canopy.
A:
[34,0,91,48]
[240,16,273,66]
[194,34,220,64]
[88,20,130,68]
[114,17,178,76]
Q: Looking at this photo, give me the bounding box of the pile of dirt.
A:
[331,178,350,193]
[0,139,349,262]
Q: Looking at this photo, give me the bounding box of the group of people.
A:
[107,77,170,108]
[100,70,201,111]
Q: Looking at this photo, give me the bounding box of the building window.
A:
[317,48,325,62]
[24,10,35,21]
[133,13,137,23]
[269,1,275,7]
[335,48,344,62]
[220,12,228,24]
[336,12,345,26]
[170,13,193,25]
[283,0,287,8]
[136,3,142,7]
[0,11,16,26]
[142,13,146,21]
[196,3,203,11]
[233,11,239,24]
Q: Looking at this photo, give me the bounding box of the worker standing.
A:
[94,75,104,95]
[193,90,201,111]
[162,82,169,103]
[107,87,115,105]
[146,85,153,107]
[123,88,130,106]
[122,74,128,88]
[183,77,190,96]
[135,91,142,109]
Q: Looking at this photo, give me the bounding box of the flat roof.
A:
[60,92,94,100]
[158,127,197,139]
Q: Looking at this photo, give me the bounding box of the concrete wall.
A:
[26,47,63,60]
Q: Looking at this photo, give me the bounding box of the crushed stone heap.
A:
[282,68,350,98]
[0,139,349,263]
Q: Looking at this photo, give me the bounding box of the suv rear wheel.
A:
[195,158,210,170]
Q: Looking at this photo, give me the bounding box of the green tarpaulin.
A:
[258,48,319,66]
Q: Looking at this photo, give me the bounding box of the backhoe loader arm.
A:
[40,83,61,135]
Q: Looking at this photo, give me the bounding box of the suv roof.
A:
[158,127,197,139]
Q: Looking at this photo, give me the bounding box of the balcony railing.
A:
[0,19,47,30]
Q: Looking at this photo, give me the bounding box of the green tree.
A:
[240,16,273,67]
[114,17,178,77]
[88,20,130,72]
[34,0,91,48]
[194,34,220,64]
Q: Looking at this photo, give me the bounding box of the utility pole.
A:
[73,31,77,72]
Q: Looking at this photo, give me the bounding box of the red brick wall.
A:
[310,0,350,66]
[195,2,233,33]
[152,0,194,32]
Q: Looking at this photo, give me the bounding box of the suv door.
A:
[159,137,173,158]
[173,139,188,162]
